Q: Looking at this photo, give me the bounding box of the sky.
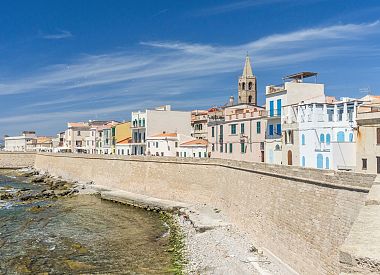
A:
[1,0,380,138]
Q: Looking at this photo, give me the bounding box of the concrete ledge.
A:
[101,190,190,212]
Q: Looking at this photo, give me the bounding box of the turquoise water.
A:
[0,171,174,274]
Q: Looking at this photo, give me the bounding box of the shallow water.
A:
[0,172,173,274]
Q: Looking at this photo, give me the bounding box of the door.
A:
[287,150,292,165]
[377,157,380,174]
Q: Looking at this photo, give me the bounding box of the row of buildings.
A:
[4,55,380,174]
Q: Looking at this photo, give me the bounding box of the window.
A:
[269,125,274,136]
[302,156,306,167]
[241,123,245,134]
[377,128,380,144]
[199,152,201,158]
[326,134,331,145]
[212,127,215,137]
[248,82,252,90]
[220,125,223,136]
[349,133,354,142]
[212,144,215,151]
[231,124,237,135]
[276,124,281,136]
[229,143,233,153]
[320,134,325,143]
[269,101,274,117]
[176,152,179,157]
[256,121,261,134]
[156,142,158,148]
[362,158,367,170]
[175,142,178,148]
[317,154,323,169]
[161,152,164,156]
[122,149,124,155]
[184,152,187,157]
[148,142,150,148]
[220,143,223,152]
[77,131,81,136]
[337,131,345,142]
[326,157,330,169]
[204,152,207,157]
[241,142,245,153]
[277,99,282,116]
[301,134,305,145]
[225,143,227,153]
[242,82,245,90]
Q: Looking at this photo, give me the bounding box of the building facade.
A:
[131,105,191,155]
[191,110,208,140]
[4,131,37,152]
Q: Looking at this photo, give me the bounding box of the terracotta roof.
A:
[68,122,89,128]
[37,137,53,144]
[117,137,132,144]
[152,133,177,138]
[180,139,208,146]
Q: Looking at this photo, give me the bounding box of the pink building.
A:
[208,104,266,162]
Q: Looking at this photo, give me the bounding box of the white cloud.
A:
[40,30,73,40]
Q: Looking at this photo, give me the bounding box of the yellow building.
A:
[112,122,131,154]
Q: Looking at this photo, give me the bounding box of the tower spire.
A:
[242,54,253,77]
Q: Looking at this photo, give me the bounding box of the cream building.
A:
[355,98,380,174]
[191,110,208,140]
[146,133,193,157]
[265,72,325,165]
[64,122,91,153]
[179,138,208,158]
[116,137,132,156]
[131,105,191,156]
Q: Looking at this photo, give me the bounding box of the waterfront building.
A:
[114,121,131,154]
[64,122,91,153]
[282,97,362,170]
[208,104,266,162]
[4,131,37,152]
[355,97,380,174]
[178,139,208,158]
[34,136,54,152]
[146,133,190,157]
[116,137,132,155]
[101,121,120,155]
[191,110,208,140]
[131,105,191,155]
[265,72,325,165]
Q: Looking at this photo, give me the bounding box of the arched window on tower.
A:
[248,82,252,90]
[248,95,252,103]
[242,82,245,90]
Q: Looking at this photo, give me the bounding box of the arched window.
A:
[317,154,323,169]
[326,134,331,145]
[248,82,252,90]
[242,82,245,90]
[199,124,203,130]
[326,157,330,169]
[275,144,280,151]
[301,134,305,145]
[349,133,354,142]
[302,156,306,167]
[337,131,345,142]
[248,95,252,103]
[320,133,325,143]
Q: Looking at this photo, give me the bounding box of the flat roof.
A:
[283,72,318,80]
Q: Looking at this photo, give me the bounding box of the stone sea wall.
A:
[0,152,36,168]
[1,152,377,274]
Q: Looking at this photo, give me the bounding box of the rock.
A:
[0,193,13,200]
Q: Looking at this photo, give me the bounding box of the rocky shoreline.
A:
[1,168,282,275]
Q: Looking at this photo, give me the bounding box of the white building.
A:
[116,137,132,156]
[131,105,191,155]
[265,72,325,165]
[283,97,361,170]
[179,139,208,158]
[4,131,37,152]
[146,133,193,157]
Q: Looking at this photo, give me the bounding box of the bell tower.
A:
[238,55,257,105]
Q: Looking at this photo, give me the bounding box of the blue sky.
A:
[1,0,380,138]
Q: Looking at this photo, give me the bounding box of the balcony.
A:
[266,109,281,119]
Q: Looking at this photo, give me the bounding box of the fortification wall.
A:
[31,153,375,275]
[0,152,36,168]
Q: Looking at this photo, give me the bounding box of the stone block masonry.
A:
[1,152,377,274]
[0,152,36,168]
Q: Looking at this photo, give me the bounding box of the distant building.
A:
[191,110,208,140]
[114,121,131,153]
[146,133,191,157]
[34,136,54,152]
[4,131,37,152]
[64,122,91,153]
[179,139,208,158]
[265,72,325,165]
[208,104,266,162]
[355,97,380,174]
[238,55,257,105]
[116,137,132,156]
[131,105,191,155]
